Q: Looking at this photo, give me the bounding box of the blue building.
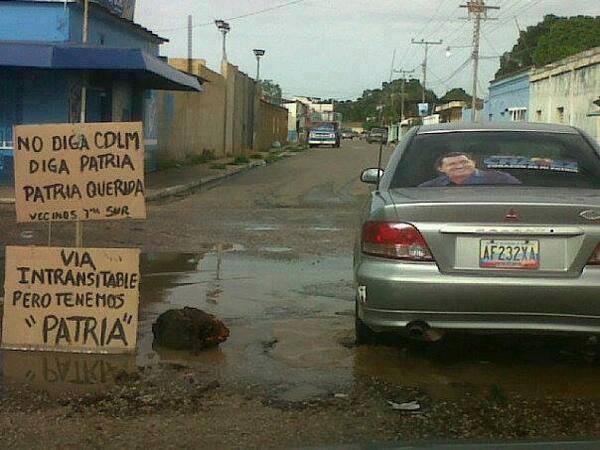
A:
[0,0,201,184]
[484,70,531,123]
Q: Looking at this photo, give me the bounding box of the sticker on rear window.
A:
[484,156,579,173]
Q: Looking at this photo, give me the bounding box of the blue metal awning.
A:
[0,41,201,91]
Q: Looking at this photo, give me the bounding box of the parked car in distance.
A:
[355,122,600,344]
[308,122,341,148]
[341,129,355,140]
[367,127,388,144]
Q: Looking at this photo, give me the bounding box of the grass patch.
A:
[185,150,216,166]
[210,163,227,170]
[229,155,250,165]
[249,153,264,160]
[265,154,282,164]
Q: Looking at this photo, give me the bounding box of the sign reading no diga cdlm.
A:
[13,122,146,223]
[2,246,140,354]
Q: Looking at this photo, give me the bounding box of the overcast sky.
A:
[135,0,599,100]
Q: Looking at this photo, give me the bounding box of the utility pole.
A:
[411,39,443,105]
[387,49,397,124]
[187,15,193,73]
[394,69,415,121]
[76,0,90,247]
[461,0,499,122]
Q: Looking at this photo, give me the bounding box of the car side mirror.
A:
[361,168,384,184]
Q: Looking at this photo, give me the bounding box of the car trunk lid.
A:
[386,187,600,277]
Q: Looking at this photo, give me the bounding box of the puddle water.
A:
[310,227,341,232]
[259,246,293,253]
[3,249,600,402]
[244,224,280,231]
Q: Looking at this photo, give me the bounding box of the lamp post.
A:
[214,20,230,62]
[253,49,265,81]
[252,49,265,151]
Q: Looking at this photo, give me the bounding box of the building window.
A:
[556,107,565,123]
[536,110,542,121]
[509,108,527,122]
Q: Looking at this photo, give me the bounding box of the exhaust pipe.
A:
[406,322,444,342]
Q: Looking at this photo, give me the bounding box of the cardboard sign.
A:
[13,122,146,223]
[2,246,140,354]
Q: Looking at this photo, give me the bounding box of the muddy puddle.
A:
[2,248,600,402]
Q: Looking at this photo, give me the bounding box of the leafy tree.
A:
[439,88,472,104]
[495,15,600,78]
[259,79,282,105]
[336,78,438,126]
[533,16,600,65]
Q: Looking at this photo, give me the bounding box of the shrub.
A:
[233,155,250,165]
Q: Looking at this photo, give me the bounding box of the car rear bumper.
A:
[355,256,600,334]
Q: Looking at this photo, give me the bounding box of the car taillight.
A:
[362,222,434,261]
[588,244,600,265]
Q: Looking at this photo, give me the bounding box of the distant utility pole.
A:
[411,39,443,104]
[461,0,499,122]
[187,15,193,73]
[394,69,415,121]
[387,49,397,123]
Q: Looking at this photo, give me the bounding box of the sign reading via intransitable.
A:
[13,122,146,223]
[2,246,140,354]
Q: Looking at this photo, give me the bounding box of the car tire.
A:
[309,144,316,148]
[355,302,378,345]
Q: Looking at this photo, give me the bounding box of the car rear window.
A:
[390,131,600,189]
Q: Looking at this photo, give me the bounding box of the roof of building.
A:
[0,40,201,91]
[5,0,168,43]
[417,121,579,135]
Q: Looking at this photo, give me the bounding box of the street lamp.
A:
[215,19,230,62]
[253,49,266,81]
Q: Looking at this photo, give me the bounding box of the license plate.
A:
[479,240,540,269]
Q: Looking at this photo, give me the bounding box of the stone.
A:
[152,307,230,350]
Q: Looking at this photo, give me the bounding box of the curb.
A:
[0,150,300,206]
[146,159,267,202]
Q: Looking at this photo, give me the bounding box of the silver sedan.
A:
[354,122,600,343]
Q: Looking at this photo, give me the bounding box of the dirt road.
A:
[2,140,600,449]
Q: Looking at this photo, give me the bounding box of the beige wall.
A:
[530,47,600,142]
[255,99,289,151]
[155,58,289,162]
[155,59,226,160]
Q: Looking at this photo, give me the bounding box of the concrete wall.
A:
[155,59,289,161]
[0,2,160,54]
[69,3,160,55]
[255,100,288,151]
[486,71,530,122]
[530,47,600,141]
[155,60,226,160]
[0,2,69,41]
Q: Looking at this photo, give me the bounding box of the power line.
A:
[155,0,308,32]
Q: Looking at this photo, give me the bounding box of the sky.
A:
[135,0,599,101]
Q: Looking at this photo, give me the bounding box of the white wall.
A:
[530,47,600,142]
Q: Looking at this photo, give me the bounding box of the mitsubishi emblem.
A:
[504,208,521,221]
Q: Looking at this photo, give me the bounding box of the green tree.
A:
[439,88,472,104]
[533,16,600,66]
[336,78,438,126]
[495,15,600,78]
[496,14,560,78]
[259,79,282,105]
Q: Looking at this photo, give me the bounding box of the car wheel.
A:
[355,302,378,345]
[309,144,316,148]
